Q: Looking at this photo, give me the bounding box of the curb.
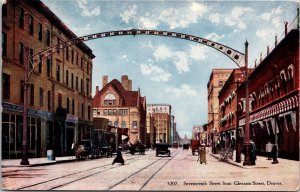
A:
[2,158,78,168]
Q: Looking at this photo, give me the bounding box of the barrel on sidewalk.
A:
[47,150,55,161]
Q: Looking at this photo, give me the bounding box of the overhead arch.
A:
[29,29,245,77]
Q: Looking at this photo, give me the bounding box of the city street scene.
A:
[1,0,299,191]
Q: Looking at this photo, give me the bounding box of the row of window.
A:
[2,73,91,120]
[93,109,129,116]
[107,121,137,128]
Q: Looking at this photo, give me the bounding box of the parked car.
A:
[183,143,190,150]
[75,139,101,160]
[155,143,170,157]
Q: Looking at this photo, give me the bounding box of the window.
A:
[86,80,89,96]
[72,99,75,115]
[124,109,128,115]
[66,47,69,60]
[19,8,24,28]
[81,103,84,118]
[103,109,108,115]
[58,93,62,108]
[76,76,78,91]
[39,87,44,107]
[113,109,117,115]
[47,57,51,77]
[29,48,33,69]
[66,70,69,86]
[104,94,116,105]
[29,15,34,35]
[88,106,91,120]
[56,64,60,82]
[57,37,60,54]
[121,121,126,128]
[2,32,7,56]
[80,57,83,68]
[71,49,74,64]
[114,121,118,127]
[133,121,137,128]
[67,98,70,114]
[97,109,100,115]
[81,79,83,94]
[38,23,42,41]
[38,55,42,73]
[71,73,74,89]
[218,80,223,87]
[2,73,10,99]
[76,53,78,65]
[20,80,24,103]
[2,3,7,16]
[30,84,34,106]
[19,42,24,64]
[47,90,51,111]
[46,29,50,46]
[108,109,112,115]
[118,109,123,115]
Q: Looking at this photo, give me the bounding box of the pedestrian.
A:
[250,140,256,165]
[197,145,207,164]
[112,149,125,165]
[266,141,273,160]
[271,144,279,164]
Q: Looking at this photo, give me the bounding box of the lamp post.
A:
[20,47,30,165]
[243,40,251,166]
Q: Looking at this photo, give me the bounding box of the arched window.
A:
[104,93,116,105]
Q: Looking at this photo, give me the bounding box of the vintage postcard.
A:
[1,0,299,191]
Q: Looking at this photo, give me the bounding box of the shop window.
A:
[2,32,7,56]
[29,15,34,35]
[19,7,24,28]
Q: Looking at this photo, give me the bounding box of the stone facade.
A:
[2,0,95,158]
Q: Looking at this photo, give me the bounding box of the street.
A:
[2,148,299,191]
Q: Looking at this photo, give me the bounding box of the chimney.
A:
[284,21,288,36]
[96,86,99,93]
[267,46,269,55]
[121,75,129,90]
[275,34,278,46]
[102,75,108,88]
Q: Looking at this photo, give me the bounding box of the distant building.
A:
[147,104,172,144]
[93,75,147,144]
[207,69,233,144]
[146,113,155,147]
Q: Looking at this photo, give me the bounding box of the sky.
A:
[42,0,297,138]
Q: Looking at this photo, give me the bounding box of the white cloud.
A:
[189,44,209,61]
[165,84,198,97]
[260,6,283,21]
[140,63,171,82]
[76,0,100,17]
[159,2,208,29]
[209,13,220,24]
[205,33,224,42]
[174,51,190,73]
[153,45,173,60]
[139,17,159,29]
[120,5,137,23]
[256,29,275,41]
[224,6,253,30]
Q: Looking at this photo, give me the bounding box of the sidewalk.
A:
[1,156,77,167]
[209,151,299,169]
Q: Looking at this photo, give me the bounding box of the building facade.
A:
[2,0,95,159]
[146,113,155,147]
[237,27,299,160]
[93,75,147,144]
[147,104,172,144]
[207,69,233,145]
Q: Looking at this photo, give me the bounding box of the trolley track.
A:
[16,155,144,190]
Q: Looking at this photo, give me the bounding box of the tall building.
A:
[146,113,155,147]
[2,0,95,158]
[93,75,147,144]
[237,26,299,160]
[207,69,233,145]
[147,104,172,144]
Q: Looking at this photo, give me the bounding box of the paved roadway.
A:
[2,148,299,191]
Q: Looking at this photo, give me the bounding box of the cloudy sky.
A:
[42,0,297,138]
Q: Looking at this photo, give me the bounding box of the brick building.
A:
[237,27,299,160]
[147,104,172,144]
[2,0,95,158]
[207,69,233,145]
[93,75,147,144]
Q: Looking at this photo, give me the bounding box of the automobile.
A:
[172,142,179,148]
[155,143,170,157]
[75,139,101,160]
[183,143,189,150]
